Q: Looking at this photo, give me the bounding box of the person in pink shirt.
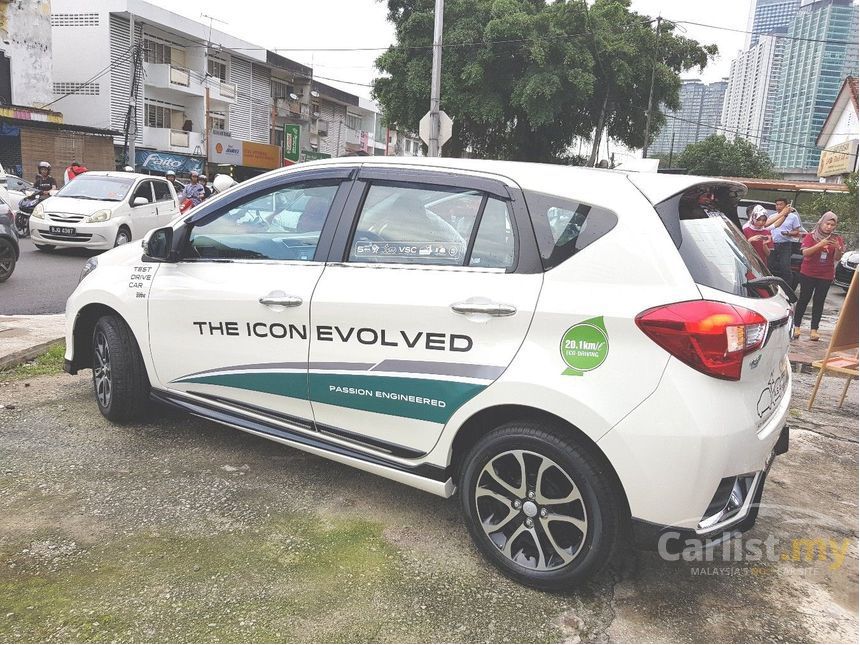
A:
[742,205,774,262]
[792,211,844,341]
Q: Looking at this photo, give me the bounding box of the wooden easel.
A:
[808,270,859,410]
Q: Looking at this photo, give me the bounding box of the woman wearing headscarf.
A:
[742,204,774,262]
[792,211,844,341]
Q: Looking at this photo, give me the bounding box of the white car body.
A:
[0,174,33,212]
[30,171,179,250]
[63,157,792,584]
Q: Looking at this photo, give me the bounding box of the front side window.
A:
[186,181,340,262]
[348,182,516,270]
[152,180,173,202]
[132,182,153,204]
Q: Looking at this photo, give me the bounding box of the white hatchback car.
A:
[29,171,179,251]
[63,157,793,589]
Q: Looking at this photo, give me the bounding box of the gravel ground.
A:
[0,366,857,643]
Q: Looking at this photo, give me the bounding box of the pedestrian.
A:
[63,160,88,184]
[742,204,774,262]
[199,174,212,200]
[180,170,205,207]
[767,198,803,285]
[791,211,844,341]
[33,161,57,195]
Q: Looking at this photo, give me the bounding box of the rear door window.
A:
[525,191,617,270]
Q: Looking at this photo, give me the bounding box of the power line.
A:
[41,44,135,109]
[669,18,859,47]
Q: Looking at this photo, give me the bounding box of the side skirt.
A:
[149,388,455,498]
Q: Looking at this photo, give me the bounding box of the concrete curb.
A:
[0,337,65,372]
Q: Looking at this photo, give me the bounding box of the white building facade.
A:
[0,0,53,108]
[721,35,784,148]
[816,76,859,182]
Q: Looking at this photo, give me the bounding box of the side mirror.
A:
[142,226,174,262]
[133,196,150,207]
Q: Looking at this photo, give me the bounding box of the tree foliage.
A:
[674,135,779,179]
[372,0,716,161]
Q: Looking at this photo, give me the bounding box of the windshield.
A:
[57,176,134,202]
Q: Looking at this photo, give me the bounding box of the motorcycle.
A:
[15,191,53,238]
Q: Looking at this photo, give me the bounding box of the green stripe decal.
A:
[178,372,309,399]
[176,371,485,424]
[309,374,484,424]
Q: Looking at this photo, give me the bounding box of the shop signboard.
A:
[283,124,301,165]
[135,150,204,175]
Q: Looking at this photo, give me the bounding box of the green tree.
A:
[674,135,779,178]
[372,0,716,162]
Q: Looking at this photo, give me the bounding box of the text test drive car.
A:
[63,158,792,590]
[0,193,19,282]
[28,171,179,251]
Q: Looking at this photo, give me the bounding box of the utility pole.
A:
[428,0,445,157]
[201,13,227,169]
[668,129,675,167]
[123,13,142,169]
[642,15,662,159]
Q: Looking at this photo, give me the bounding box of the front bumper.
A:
[632,424,789,550]
[30,220,116,249]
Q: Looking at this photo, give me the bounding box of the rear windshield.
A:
[658,184,777,298]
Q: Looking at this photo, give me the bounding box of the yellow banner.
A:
[818,139,858,177]
[242,141,282,170]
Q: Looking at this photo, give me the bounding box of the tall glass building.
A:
[746,0,802,47]
[649,79,729,157]
[768,0,859,172]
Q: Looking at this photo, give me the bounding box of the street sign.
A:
[419,110,453,148]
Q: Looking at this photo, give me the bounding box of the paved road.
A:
[0,238,99,315]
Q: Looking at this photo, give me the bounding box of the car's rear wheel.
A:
[0,238,16,283]
[34,244,55,252]
[92,315,150,423]
[459,421,623,590]
[114,226,131,247]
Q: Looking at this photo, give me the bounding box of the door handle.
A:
[259,295,303,307]
[451,301,517,317]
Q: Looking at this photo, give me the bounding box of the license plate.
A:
[49,226,76,235]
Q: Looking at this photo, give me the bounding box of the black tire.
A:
[0,238,16,283]
[114,226,131,247]
[459,421,624,591]
[34,244,55,251]
[92,315,151,423]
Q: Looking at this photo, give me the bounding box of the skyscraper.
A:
[768,0,859,172]
[649,79,729,157]
[721,36,785,146]
[746,0,802,47]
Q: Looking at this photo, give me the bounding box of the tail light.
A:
[635,300,768,381]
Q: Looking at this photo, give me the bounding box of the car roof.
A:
[76,171,164,181]
[272,156,747,206]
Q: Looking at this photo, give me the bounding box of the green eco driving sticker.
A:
[560,316,609,376]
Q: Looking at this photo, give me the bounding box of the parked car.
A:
[0,174,34,212]
[28,171,180,251]
[0,194,20,283]
[63,158,792,590]
[737,199,803,287]
[835,249,858,290]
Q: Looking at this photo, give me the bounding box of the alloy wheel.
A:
[0,241,14,279]
[115,230,130,246]
[474,449,588,571]
[93,330,112,409]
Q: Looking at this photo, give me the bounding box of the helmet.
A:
[212,174,237,194]
[123,165,134,172]
[199,174,208,181]
[38,161,51,170]
[165,170,176,177]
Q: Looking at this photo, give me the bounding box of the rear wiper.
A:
[743,277,798,303]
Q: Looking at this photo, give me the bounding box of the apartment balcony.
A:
[273,97,309,120]
[142,126,205,154]
[143,62,204,97]
[209,79,238,104]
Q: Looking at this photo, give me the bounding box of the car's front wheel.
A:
[0,238,16,283]
[459,421,624,590]
[114,226,131,247]
[92,315,151,423]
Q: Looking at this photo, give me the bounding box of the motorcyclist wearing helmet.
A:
[33,161,57,195]
[165,170,182,194]
[199,174,212,200]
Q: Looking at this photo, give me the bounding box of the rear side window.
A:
[525,191,617,270]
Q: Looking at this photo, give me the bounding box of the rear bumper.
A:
[631,424,790,550]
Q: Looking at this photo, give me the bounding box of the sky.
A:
[149,0,753,99]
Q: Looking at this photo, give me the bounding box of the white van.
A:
[29,171,179,251]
